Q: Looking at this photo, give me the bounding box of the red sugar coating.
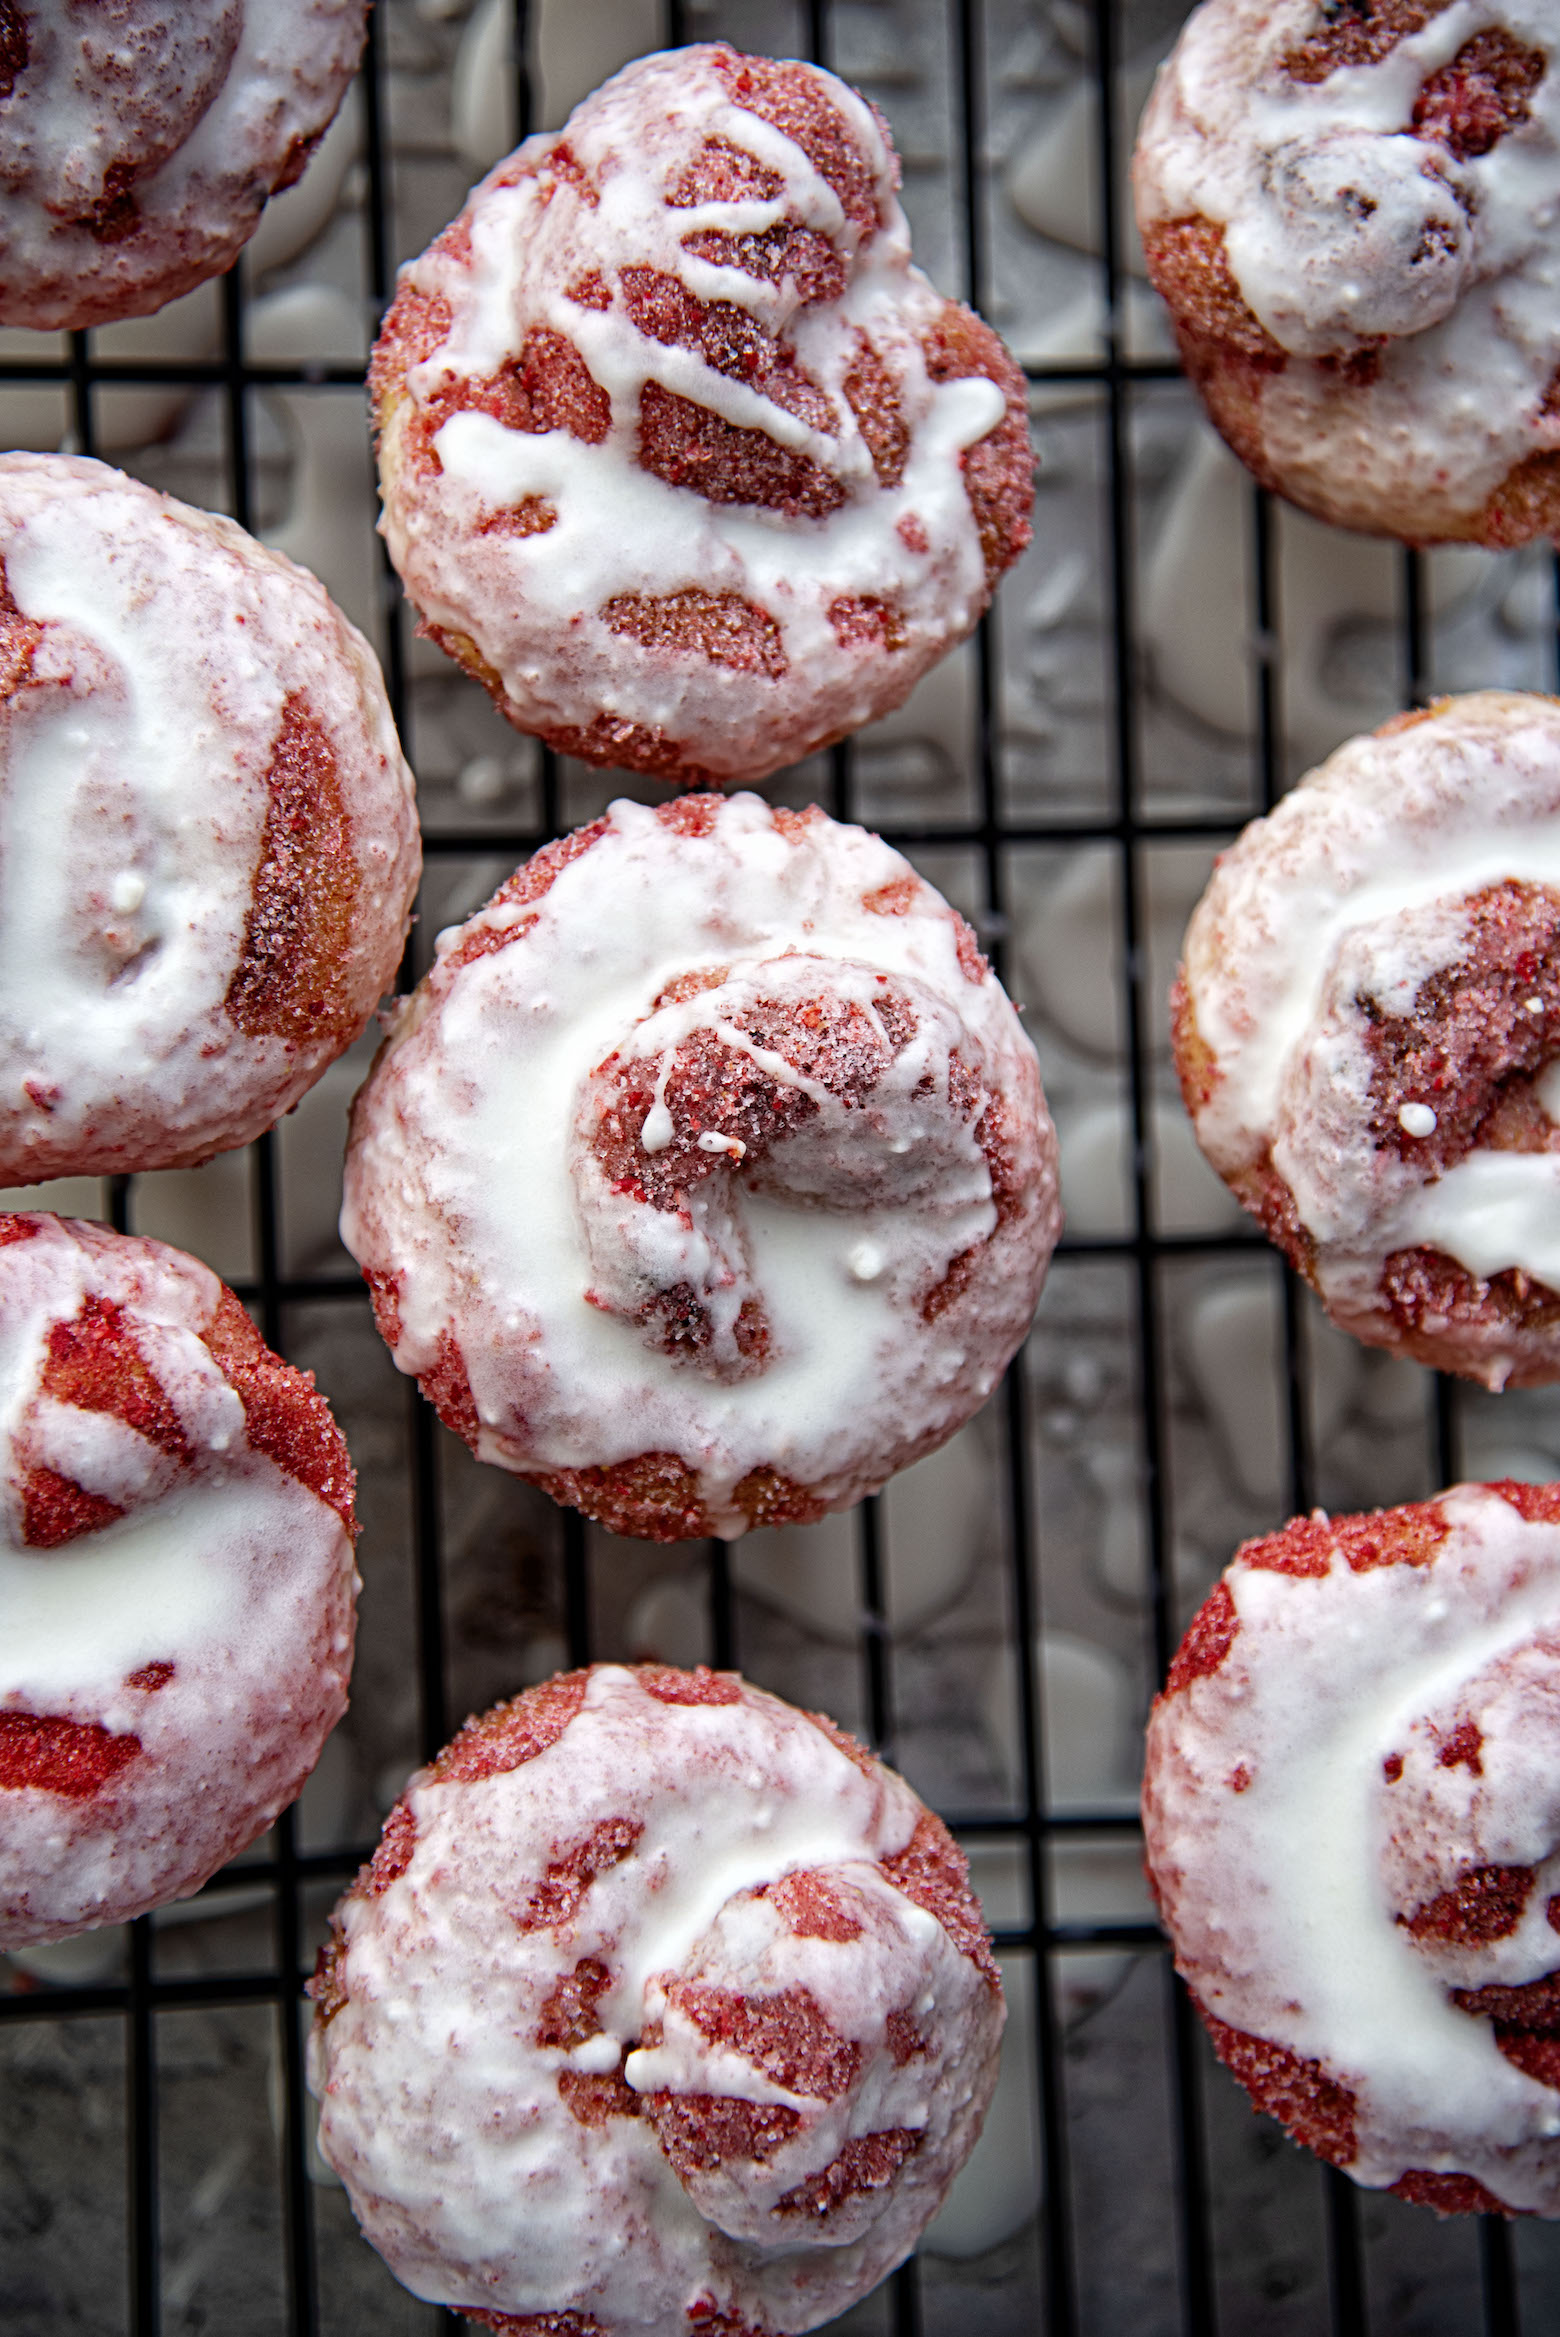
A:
[1403,1863,1535,1948]
[126,1661,174,1693]
[637,379,847,521]
[418,1329,482,1452]
[604,590,787,680]
[535,1956,612,2050]
[527,1452,829,1543]
[879,1811,999,1987]
[467,2313,606,2337]
[647,2091,804,2176]
[363,1800,420,1898]
[1491,2030,1560,2089]
[426,1672,590,1787]
[559,2068,645,2128]
[1361,884,1560,1175]
[775,2127,921,2221]
[1455,1969,1560,2029]
[844,337,911,488]
[828,595,905,652]
[1377,1247,1560,1352]
[1283,0,1450,83]
[587,980,919,1225]
[763,1869,866,1943]
[518,1817,643,1931]
[640,1666,742,1707]
[1237,1499,1451,1580]
[685,2305,767,2337]
[201,1287,357,1531]
[1390,2168,1515,2216]
[885,2007,931,2065]
[418,326,612,460]
[920,307,1033,588]
[1199,2005,1360,2167]
[0,1710,141,1799]
[620,270,834,431]
[20,1466,125,1550]
[1165,1581,1239,1695]
[226,694,361,1045]
[1487,1480,1560,1528]
[667,135,785,209]
[1437,1718,1484,1774]
[708,48,890,241]
[1412,27,1546,160]
[667,1980,860,2100]
[44,1292,190,1462]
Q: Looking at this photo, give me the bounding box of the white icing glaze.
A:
[0,0,368,330]
[375,44,1028,783]
[1134,0,1560,536]
[0,1212,358,1945]
[309,1664,1002,2330]
[340,795,1059,1535]
[0,452,420,1183]
[1179,690,1560,1383]
[1144,1485,1560,2210]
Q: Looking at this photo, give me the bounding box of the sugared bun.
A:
[342,794,1059,1540]
[0,1212,358,1946]
[370,44,1032,787]
[1134,0,1560,544]
[309,1662,1002,2330]
[1145,1483,1560,2216]
[0,1,369,329]
[0,453,419,1184]
[1173,691,1560,1389]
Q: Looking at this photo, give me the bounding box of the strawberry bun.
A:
[341,794,1060,1540]
[0,453,420,1184]
[1146,1483,1560,2215]
[0,1211,358,1946]
[309,1662,1002,2331]
[0,0,368,329]
[370,43,1033,787]
[1134,0,1560,544]
[1173,691,1560,1389]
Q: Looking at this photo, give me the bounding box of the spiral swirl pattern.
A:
[1145,1482,1560,2214]
[1174,691,1560,1388]
[371,43,1031,786]
[309,1664,1003,2332]
[343,793,1059,1540]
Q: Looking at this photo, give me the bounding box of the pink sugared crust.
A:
[1172,691,1560,1389]
[308,1663,1002,2331]
[1145,1481,1560,2214]
[1133,0,1560,545]
[0,452,420,1182]
[0,1211,358,1945]
[0,0,368,329]
[341,793,1060,1540]
[371,44,1032,787]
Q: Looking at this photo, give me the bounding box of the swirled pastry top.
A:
[1134,0,1560,541]
[1176,691,1560,1386]
[370,43,1032,786]
[1145,1484,1560,2214]
[341,794,1059,1540]
[309,1663,1002,2332]
[0,0,368,329]
[0,1212,357,1946]
[0,453,420,1183]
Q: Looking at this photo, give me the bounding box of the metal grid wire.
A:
[6,2,1560,2332]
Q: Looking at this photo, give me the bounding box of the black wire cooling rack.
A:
[8,2,1560,2332]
